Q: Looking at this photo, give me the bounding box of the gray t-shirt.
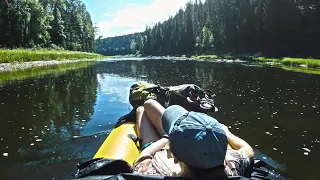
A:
[132,147,251,177]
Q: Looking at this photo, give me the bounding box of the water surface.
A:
[0,59,319,179]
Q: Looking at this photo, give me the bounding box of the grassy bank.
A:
[191,55,218,59]
[252,57,320,68]
[191,54,320,68]
[0,61,96,85]
[0,49,104,63]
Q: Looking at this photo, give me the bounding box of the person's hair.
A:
[169,143,227,178]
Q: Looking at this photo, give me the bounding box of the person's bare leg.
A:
[136,106,160,147]
[144,99,166,136]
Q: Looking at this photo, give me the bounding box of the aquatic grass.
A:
[281,57,320,68]
[0,49,104,63]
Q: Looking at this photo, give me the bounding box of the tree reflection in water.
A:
[0,64,97,162]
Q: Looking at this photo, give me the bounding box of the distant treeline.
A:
[96,0,320,57]
[0,0,95,52]
[96,33,141,56]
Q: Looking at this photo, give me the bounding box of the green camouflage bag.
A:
[129,82,159,109]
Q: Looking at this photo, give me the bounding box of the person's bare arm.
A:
[139,138,169,157]
[221,124,255,161]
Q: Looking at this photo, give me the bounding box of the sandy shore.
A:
[0,60,96,72]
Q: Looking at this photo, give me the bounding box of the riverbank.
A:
[0,61,97,84]
[191,55,320,68]
[253,57,320,68]
[132,53,320,68]
[128,54,320,75]
[0,59,98,72]
[0,49,105,72]
[0,49,104,63]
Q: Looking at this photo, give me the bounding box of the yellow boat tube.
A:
[94,122,140,166]
[94,121,233,166]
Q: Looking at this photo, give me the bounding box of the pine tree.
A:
[51,0,66,47]
[0,0,10,47]
[185,2,195,54]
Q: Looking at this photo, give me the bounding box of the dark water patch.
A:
[0,132,108,179]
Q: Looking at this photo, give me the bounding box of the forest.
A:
[0,0,95,52]
[96,0,320,58]
[96,33,141,56]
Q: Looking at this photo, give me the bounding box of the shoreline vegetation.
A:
[0,49,104,72]
[0,49,104,63]
[96,0,320,75]
[129,54,320,75]
[0,61,97,85]
[191,55,320,68]
[132,54,320,69]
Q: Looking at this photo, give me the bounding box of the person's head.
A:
[162,105,228,176]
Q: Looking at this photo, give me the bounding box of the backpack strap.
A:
[74,158,132,178]
[115,109,136,128]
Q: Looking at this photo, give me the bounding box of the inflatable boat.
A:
[73,121,284,180]
[94,122,139,166]
[73,83,285,179]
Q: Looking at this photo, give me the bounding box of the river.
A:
[0,58,319,179]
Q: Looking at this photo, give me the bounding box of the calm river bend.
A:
[0,58,319,179]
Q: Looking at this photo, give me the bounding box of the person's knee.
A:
[136,106,144,114]
[144,99,157,109]
[144,99,165,116]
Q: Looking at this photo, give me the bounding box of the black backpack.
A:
[115,82,218,128]
[129,82,218,113]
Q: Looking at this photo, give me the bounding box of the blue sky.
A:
[82,0,193,38]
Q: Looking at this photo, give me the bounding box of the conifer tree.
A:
[51,0,66,47]
[0,0,95,52]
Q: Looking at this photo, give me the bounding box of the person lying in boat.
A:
[133,99,255,178]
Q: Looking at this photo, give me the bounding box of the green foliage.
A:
[0,61,96,84]
[281,58,320,68]
[251,56,320,68]
[96,33,141,55]
[51,0,66,47]
[192,55,218,59]
[0,0,95,52]
[0,49,104,63]
[220,55,236,60]
[252,57,280,62]
[97,0,320,58]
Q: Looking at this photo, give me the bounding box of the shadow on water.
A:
[0,58,319,179]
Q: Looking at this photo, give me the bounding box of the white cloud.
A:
[103,13,114,18]
[97,0,194,38]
